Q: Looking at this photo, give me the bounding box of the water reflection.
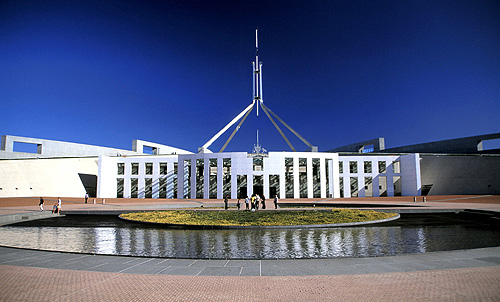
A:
[1,221,499,259]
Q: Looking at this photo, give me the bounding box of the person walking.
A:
[85,192,89,204]
[57,197,62,215]
[224,195,229,210]
[274,195,279,209]
[245,196,250,210]
[261,195,266,209]
[236,199,241,210]
[255,195,260,210]
[39,197,44,211]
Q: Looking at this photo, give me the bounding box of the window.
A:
[393,161,401,173]
[145,178,152,198]
[299,158,307,198]
[131,178,138,198]
[312,158,320,198]
[349,161,357,173]
[117,163,124,175]
[350,177,358,197]
[223,158,231,198]
[116,178,124,198]
[145,163,153,175]
[131,163,139,175]
[378,161,386,173]
[253,156,263,171]
[196,159,204,199]
[339,161,343,174]
[285,158,294,198]
[364,161,372,173]
[209,158,217,199]
[364,177,373,197]
[160,163,168,175]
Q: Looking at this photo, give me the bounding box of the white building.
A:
[97,151,421,200]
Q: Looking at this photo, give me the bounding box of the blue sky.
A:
[1,0,499,153]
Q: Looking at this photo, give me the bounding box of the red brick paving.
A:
[1,195,500,208]
[1,195,500,301]
[0,265,499,301]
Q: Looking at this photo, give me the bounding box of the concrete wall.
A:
[327,138,385,153]
[1,135,140,159]
[0,157,98,198]
[132,140,192,155]
[384,133,500,154]
[420,154,500,195]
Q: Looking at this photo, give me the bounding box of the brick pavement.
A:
[0,265,499,301]
[0,195,499,301]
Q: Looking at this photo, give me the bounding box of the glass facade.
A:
[145,163,153,175]
[116,178,123,198]
[183,160,191,198]
[349,161,357,173]
[223,158,231,198]
[196,159,204,199]
[131,163,139,175]
[364,161,372,173]
[117,163,124,175]
[209,158,217,199]
[285,157,294,198]
[145,178,152,198]
[299,158,307,198]
[350,177,358,197]
[312,158,320,198]
[237,175,247,198]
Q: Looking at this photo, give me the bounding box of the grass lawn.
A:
[120,209,397,227]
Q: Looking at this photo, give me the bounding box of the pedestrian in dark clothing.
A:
[237,199,241,210]
[274,195,279,209]
[261,196,266,209]
[224,195,229,210]
[39,197,44,211]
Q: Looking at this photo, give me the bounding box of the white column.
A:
[320,158,326,198]
[344,176,351,198]
[204,159,209,199]
[358,176,366,197]
[247,174,253,197]
[217,157,223,199]
[307,157,313,198]
[263,173,269,199]
[152,161,160,199]
[293,157,299,198]
[177,160,184,199]
[190,160,196,199]
[231,172,237,199]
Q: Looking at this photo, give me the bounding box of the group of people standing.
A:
[231,194,279,210]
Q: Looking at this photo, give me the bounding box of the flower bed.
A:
[120,209,397,227]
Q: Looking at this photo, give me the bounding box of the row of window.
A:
[117,157,329,176]
[339,160,400,174]
[117,162,176,176]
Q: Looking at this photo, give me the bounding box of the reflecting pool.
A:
[0,213,499,259]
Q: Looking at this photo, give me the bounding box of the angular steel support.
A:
[200,101,255,152]
[260,103,316,151]
[260,102,296,152]
[219,103,255,153]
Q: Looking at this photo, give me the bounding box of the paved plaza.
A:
[0,196,499,301]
